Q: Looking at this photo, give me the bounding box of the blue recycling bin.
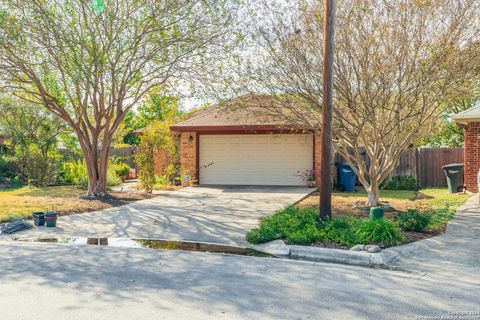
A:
[336,163,356,192]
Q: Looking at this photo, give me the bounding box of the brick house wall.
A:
[179,131,197,185]
[153,148,172,176]
[464,122,480,192]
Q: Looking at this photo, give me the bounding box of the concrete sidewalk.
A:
[391,195,480,280]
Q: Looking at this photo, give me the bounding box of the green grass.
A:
[416,188,468,210]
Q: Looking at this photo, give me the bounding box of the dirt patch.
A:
[299,192,418,215]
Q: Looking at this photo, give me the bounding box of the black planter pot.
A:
[32,212,45,226]
[44,212,57,228]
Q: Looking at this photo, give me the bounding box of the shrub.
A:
[396,209,431,232]
[355,219,405,245]
[60,159,88,187]
[60,160,121,188]
[0,155,17,182]
[382,175,417,191]
[318,217,360,246]
[6,144,62,186]
[113,162,130,177]
[246,206,320,244]
[137,121,176,193]
[246,206,407,246]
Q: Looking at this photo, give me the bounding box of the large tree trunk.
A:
[79,133,112,198]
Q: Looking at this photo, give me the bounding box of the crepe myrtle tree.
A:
[241,0,479,206]
[0,0,240,197]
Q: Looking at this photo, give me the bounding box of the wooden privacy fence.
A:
[335,147,464,188]
[391,148,464,188]
[59,146,139,171]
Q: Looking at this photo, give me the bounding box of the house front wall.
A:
[464,122,480,192]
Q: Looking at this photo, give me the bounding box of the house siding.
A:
[464,122,480,192]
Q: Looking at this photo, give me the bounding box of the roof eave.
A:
[452,117,480,125]
[169,124,313,133]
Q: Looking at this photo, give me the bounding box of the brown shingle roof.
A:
[170,94,308,132]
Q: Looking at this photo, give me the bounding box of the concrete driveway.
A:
[1,186,312,246]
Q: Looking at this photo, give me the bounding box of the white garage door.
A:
[199,134,313,186]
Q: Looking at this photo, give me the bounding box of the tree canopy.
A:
[0,0,240,196]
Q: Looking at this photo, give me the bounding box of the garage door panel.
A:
[199,134,313,186]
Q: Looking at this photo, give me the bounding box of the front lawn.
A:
[0,186,152,222]
[247,188,469,248]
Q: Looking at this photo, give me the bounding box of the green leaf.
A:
[91,0,106,14]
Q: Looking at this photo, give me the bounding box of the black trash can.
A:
[336,162,356,192]
[443,163,464,193]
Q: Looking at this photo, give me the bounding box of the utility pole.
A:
[319,0,335,220]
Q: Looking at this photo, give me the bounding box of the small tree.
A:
[137,121,176,193]
[241,0,479,206]
[0,0,239,196]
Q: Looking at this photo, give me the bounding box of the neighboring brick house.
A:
[453,106,480,192]
[170,95,321,186]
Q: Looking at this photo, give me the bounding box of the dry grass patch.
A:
[299,188,468,219]
[0,186,153,222]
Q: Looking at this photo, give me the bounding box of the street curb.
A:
[289,245,386,266]
[253,238,432,267]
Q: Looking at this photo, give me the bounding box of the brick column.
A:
[179,132,197,185]
[464,122,480,192]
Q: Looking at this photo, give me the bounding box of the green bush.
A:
[318,217,360,246]
[5,144,62,186]
[396,209,431,232]
[0,155,17,182]
[113,162,130,177]
[60,159,88,186]
[382,175,417,190]
[59,160,121,188]
[355,219,405,245]
[246,206,408,246]
[246,206,321,244]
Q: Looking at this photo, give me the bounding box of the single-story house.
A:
[453,106,480,192]
[170,95,321,186]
